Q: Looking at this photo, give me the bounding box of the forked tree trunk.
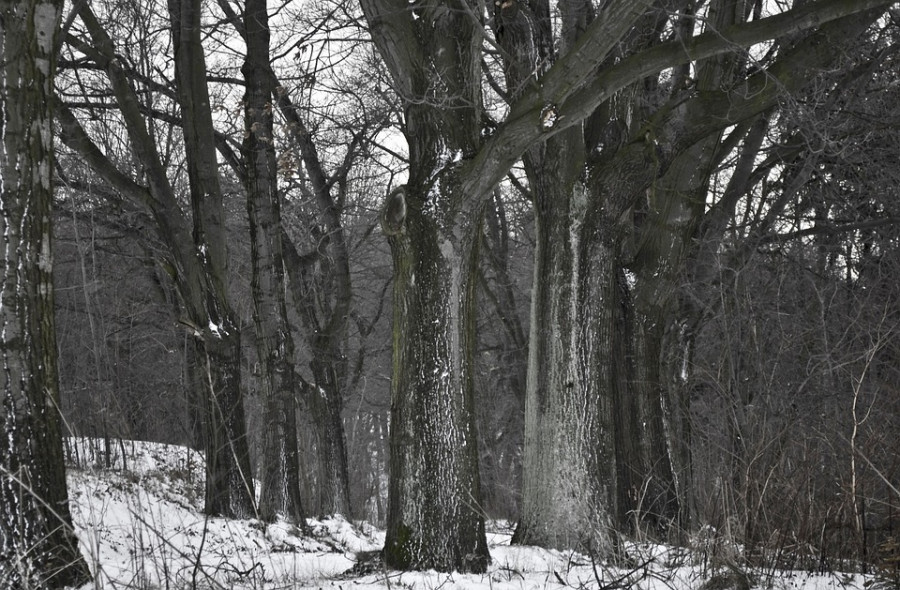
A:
[281,234,353,518]
[254,49,356,518]
[168,0,257,519]
[0,0,92,584]
[281,228,353,518]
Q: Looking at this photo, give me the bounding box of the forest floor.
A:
[65,438,874,589]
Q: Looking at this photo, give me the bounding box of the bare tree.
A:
[241,0,307,523]
[0,0,92,584]
[361,0,893,567]
[57,0,257,518]
[488,0,895,551]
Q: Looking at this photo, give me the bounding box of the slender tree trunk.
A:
[308,349,352,516]
[168,0,257,519]
[264,57,356,518]
[242,0,305,524]
[0,0,92,584]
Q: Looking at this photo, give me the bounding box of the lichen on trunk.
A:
[380,183,490,573]
[516,167,618,554]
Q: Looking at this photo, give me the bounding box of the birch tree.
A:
[0,0,92,584]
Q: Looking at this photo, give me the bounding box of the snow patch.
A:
[208,320,226,338]
[63,438,877,590]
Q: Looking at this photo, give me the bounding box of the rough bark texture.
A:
[505,1,891,550]
[361,0,492,572]
[0,0,92,585]
[516,158,617,552]
[308,346,352,516]
[380,185,490,573]
[243,0,306,524]
[361,0,891,563]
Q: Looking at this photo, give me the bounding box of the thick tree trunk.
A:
[622,162,709,534]
[0,0,92,584]
[515,130,618,554]
[623,292,682,531]
[361,0,491,569]
[380,184,490,573]
[242,0,306,524]
[517,205,620,553]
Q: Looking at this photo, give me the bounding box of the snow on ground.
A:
[64,438,873,589]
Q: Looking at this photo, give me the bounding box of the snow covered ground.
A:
[65,438,872,589]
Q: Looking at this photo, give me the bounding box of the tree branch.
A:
[463,0,892,200]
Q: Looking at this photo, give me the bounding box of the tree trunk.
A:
[62,3,259,519]
[243,0,305,524]
[168,0,257,519]
[196,333,257,517]
[361,0,889,566]
[360,0,492,570]
[281,232,353,518]
[259,49,356,518]
[514,124,619,553]
[309,348,352,516]
[380,183,491,573]
[0,0,92,583]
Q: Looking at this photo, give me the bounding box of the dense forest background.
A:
[23,0,900,579]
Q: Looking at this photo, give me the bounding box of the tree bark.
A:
[0,0,92,584]
[515,130,619,553]
[362,0,892,563]
[271,77,357,517]
[361,0,492,571]
[167,0,257,519]
[281,232,353,517]
[380,184,490,572]
[242,0,306,524]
